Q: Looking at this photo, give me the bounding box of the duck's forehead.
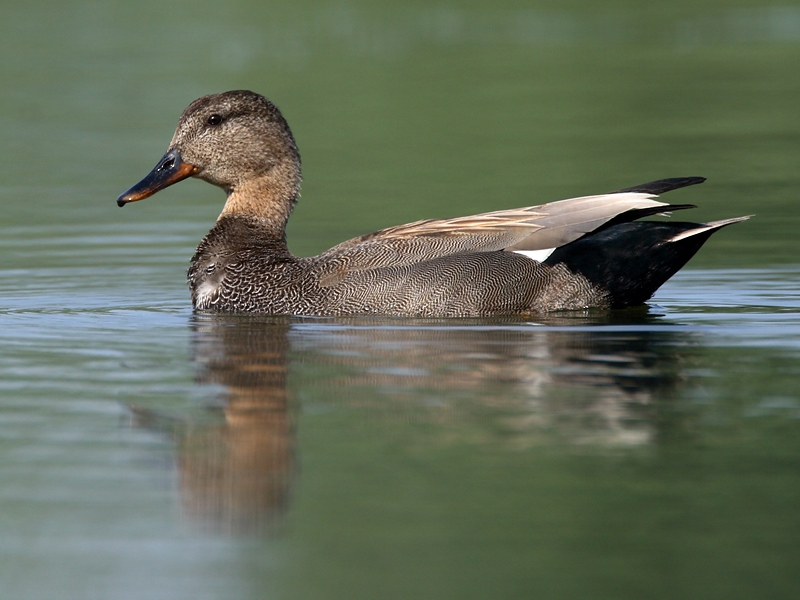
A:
[171,95,234,141]
[169,91,281,146]
[182,94,235,119]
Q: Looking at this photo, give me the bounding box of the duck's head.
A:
[117,90,300,207]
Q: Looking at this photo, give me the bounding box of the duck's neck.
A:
[218,160,301,244]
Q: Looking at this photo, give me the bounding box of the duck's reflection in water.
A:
[129,315,297,536]
[180,316,295,536]
[132,309,697,535]
[290,311,691,447]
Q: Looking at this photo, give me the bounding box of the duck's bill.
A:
[117,149,198,207]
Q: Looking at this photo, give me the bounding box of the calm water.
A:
[2,1,800,599]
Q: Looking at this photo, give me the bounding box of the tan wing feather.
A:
[504,193,669,251]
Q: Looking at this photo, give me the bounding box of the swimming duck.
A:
[117,90,748,316]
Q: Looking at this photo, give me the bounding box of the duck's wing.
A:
[315,192,681,286]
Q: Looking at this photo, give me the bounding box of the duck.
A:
[117,90,748,317]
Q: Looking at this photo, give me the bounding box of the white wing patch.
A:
[512,248,556,263]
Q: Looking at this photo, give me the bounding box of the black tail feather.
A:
[596,203,697,233]
[544,221,723,308]
[612,177,706,195]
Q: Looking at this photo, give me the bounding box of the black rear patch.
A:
[544,221,718,308]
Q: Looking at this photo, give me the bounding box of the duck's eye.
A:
[207,114,223,126]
